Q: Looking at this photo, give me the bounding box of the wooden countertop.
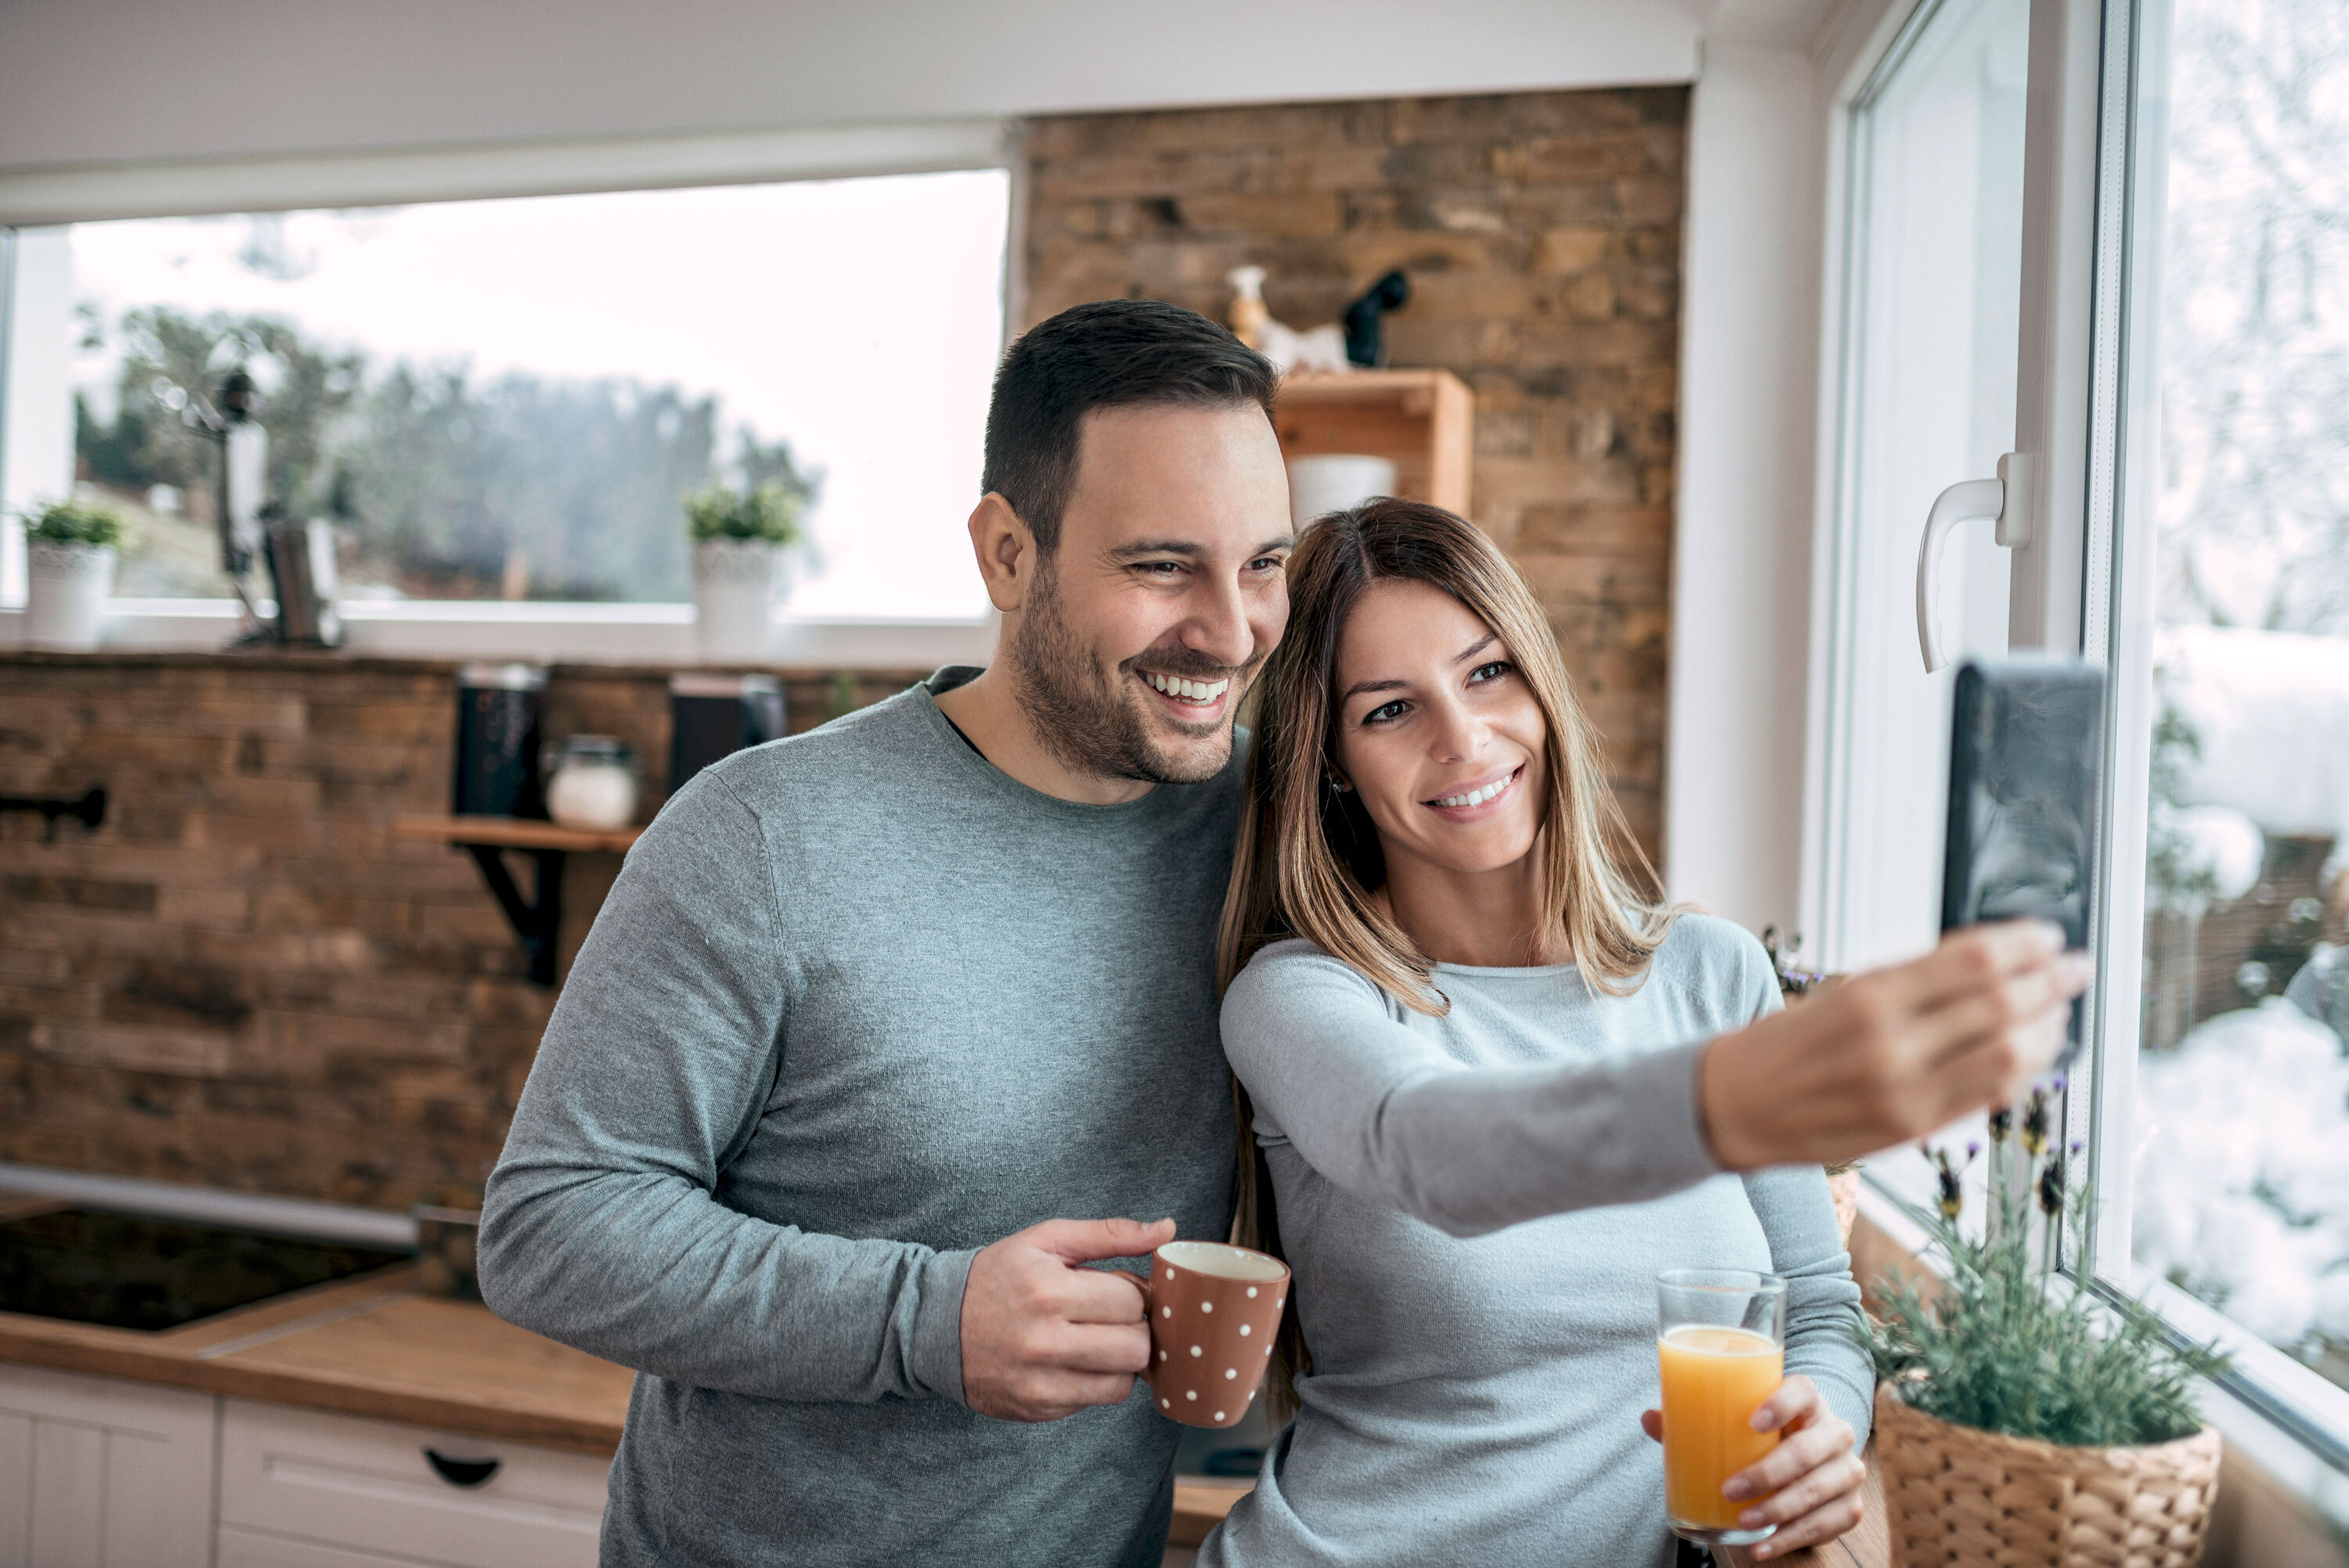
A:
[1171,1462,1888,1566]
[5,1262,1889,1563]
[0,1267,632,1454]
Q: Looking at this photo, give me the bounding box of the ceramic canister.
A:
[1142,1240,1290,1428]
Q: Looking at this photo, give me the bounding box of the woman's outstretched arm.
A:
[1221,944,1725,1236]
[1221,919,2086,1237]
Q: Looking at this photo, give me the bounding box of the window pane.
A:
[57,171,1007,617]
[1820,0,2029,979]
[1831,0,2030,1230]
[2129,0,2349,1393]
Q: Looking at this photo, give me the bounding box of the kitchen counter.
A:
[0,1248,1886,1563]
[1166,1471,1887,1564]
[0,1264,632,1454]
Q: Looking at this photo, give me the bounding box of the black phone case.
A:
[1939,658,2105,946]
[1941,659,2106,1067]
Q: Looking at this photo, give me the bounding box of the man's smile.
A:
[1137,668,1234,719]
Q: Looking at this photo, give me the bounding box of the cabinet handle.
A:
[423,1447,501,1487]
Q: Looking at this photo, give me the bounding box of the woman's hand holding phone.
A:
[1698,920,2092,1171]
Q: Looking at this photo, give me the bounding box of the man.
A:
[479,299,1298,1566]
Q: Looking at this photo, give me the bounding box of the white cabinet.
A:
[217,1400,607,1568]
[0,1367,608,1568]
[0,1363,218,1568]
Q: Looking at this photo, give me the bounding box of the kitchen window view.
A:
[2126,0,2349,1397]
[52,169,1009,620]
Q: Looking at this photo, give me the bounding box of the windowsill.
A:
[1851,1181,2349,1555]
[0,598,997,669]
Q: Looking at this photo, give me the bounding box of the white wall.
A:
[0,1,1697,172]
[1666,39,1828,932]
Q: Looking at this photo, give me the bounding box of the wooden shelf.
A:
[1274,368,1474,517]
[392,815,641,854]
[393,816,640,985]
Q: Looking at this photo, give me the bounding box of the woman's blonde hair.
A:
[1215,497,1680,1416]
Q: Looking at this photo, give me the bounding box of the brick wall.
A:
[0,653,918,1209]
[1023,87,1687,855]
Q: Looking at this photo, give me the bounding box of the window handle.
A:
[1915,453,2032,672]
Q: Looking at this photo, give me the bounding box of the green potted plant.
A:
[686,480,803,662]
[22,497,126,650]
[1863,1090,2228,1567]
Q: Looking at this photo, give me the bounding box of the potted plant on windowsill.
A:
[21,498,126,651]
[1862,1090,2228,1568]
[686,481,803,662]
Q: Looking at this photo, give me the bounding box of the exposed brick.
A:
[1534,227,1615,273]
[33,1020,233,1077]
[2,873,157,914]
[1514,505,1673,558]
[1023,85,1685,870]
[0,653,922,1211]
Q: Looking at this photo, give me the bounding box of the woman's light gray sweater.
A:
[1204,916,1872,1568]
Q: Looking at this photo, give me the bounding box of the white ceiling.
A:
[0,0,1730,172]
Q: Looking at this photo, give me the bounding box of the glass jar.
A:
[545,736,638,831]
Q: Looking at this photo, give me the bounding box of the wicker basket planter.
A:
[1875,1385,2221,1568]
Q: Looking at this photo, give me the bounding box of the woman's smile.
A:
[1425,763,1525,819]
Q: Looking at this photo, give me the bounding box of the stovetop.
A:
[0,1206,408,1332]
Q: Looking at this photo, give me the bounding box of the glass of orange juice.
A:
[1657,1268,1788,1548]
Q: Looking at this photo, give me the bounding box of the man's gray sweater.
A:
[478,669,1243,1566]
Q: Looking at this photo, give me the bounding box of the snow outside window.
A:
[2120,0,2349,1405]
[5,170,1009,621]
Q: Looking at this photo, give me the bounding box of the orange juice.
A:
[1658,1324,1784,1531]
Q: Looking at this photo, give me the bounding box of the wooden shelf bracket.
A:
[463,844,566,987]
[391,816,642,987]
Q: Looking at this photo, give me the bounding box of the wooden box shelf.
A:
[1273,368,1474,518]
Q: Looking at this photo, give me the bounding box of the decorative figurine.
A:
[1227,267,1411,376]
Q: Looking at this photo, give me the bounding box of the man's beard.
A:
[1005,561,1257,786]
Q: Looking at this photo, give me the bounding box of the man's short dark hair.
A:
[983,299,1279,552]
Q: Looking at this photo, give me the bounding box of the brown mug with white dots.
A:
[1142,1240,1290,1428]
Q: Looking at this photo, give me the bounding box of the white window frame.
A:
[2066,0,2349,1473]
[1817,0,2349,1487]
[0,119,1016,668]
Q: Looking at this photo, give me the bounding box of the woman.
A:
[1201,500,2084,1566]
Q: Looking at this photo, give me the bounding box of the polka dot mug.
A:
[1141,1239,1290,1428]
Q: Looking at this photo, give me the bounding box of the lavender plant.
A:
[1860,1087,2229,1447]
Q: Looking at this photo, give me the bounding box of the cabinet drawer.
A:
[217,1525,429,1568]
[219,1400,607,1568]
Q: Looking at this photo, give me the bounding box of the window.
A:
[1814,0,2033,1227]
[5,167,1009,623]
[2105,0,2349,1427]
[1824,0,2349,1471]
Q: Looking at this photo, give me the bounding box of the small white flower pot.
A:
[692,539,792,663]
[25,540,118,651]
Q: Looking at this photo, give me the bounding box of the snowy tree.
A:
[2158,0,2349,635]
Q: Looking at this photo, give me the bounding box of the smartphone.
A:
[1941,659,2105,1066]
